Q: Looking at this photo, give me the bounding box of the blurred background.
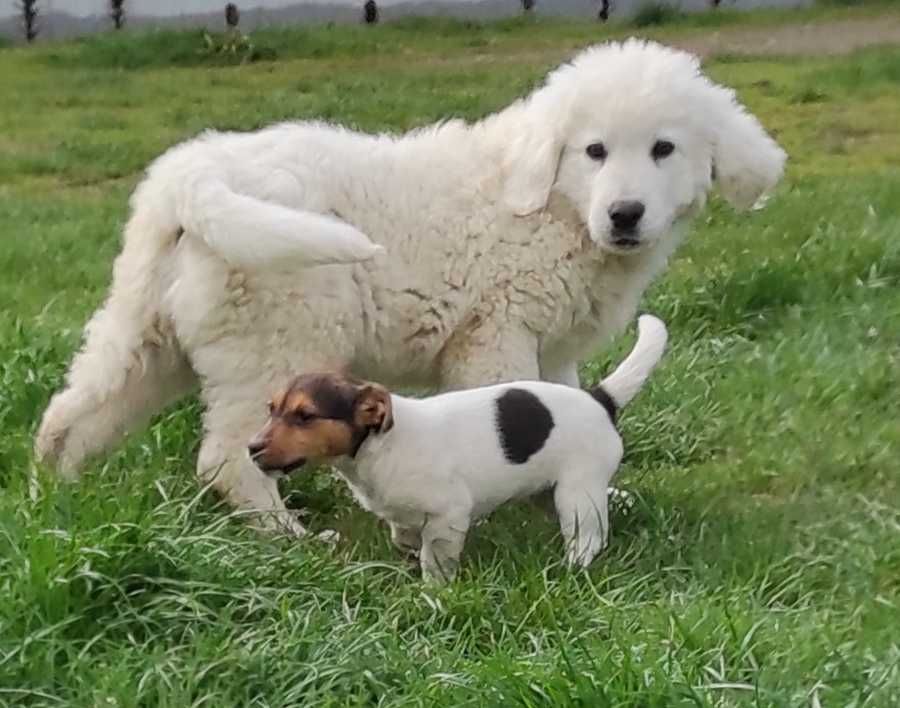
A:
[1,0,817,42]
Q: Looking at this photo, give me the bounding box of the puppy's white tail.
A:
[597,314,668,410]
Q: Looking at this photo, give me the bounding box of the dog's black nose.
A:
[608,201,645,231]
[248,441,265,458]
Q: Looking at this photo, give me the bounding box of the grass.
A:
[2,4,900,706]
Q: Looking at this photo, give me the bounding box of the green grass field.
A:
[1,3,899,706]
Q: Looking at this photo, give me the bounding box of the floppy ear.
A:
[354,384,394,433]
[500,103,566,216]
[707,84,787,210]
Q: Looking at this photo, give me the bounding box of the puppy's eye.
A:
[585,142,607,161]
[652,140,675,160]
[289,411,314,425]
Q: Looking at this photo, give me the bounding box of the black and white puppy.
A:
[250,315,667,583]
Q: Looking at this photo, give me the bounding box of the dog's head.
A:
[248,372,393,476]
[499,39,786,255]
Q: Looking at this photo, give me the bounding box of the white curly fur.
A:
[36,39,785,535]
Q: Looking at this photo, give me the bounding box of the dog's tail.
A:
[146,146,384,268]
[174,178,384,269]
[591,315,667,419]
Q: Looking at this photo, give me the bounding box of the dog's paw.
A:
[394,545,420,561]
[315,529,341,545]
[249,510,309,538]
[608,486,636,513]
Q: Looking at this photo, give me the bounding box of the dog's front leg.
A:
[197,427,307,538]
[439,325,540,390]
[539,359,581,388]
[420,512,470,584]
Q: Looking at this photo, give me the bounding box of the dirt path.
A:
[425,14,900,74]
[670,16,900,58]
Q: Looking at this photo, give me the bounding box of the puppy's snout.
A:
[248,439,267,459]
[608,200,645,231]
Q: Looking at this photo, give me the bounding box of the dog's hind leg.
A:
[36,205,195,475]
[35,320,196,477]
[554,446,621,569]
[554,478,610,569]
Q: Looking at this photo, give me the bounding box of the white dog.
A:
[36,40,785,535]
[249,315,667,582]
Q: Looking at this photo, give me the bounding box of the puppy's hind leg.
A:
[554,466,616,569]
[554,483,607,569]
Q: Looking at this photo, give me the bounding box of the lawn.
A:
[1,3,899,706]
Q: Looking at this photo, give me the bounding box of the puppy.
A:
[249,315,667,582]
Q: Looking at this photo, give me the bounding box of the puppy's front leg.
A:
[419,512,470,584]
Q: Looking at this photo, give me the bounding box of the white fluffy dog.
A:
[36,39,785,535]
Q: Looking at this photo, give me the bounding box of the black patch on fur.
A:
[495,388,555,464]
[589,385,618,424]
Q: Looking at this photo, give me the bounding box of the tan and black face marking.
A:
[248,373,393,476]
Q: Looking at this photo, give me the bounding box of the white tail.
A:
[177,177,384,269]
[600,314,668,408]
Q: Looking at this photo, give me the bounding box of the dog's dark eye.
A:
[289,411,314,425]
[652,140,675,160]
[585,142,607,161]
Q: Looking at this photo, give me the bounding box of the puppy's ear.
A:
[354,384,394,433]
[499,98,566,216]
[706,83,786,210]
